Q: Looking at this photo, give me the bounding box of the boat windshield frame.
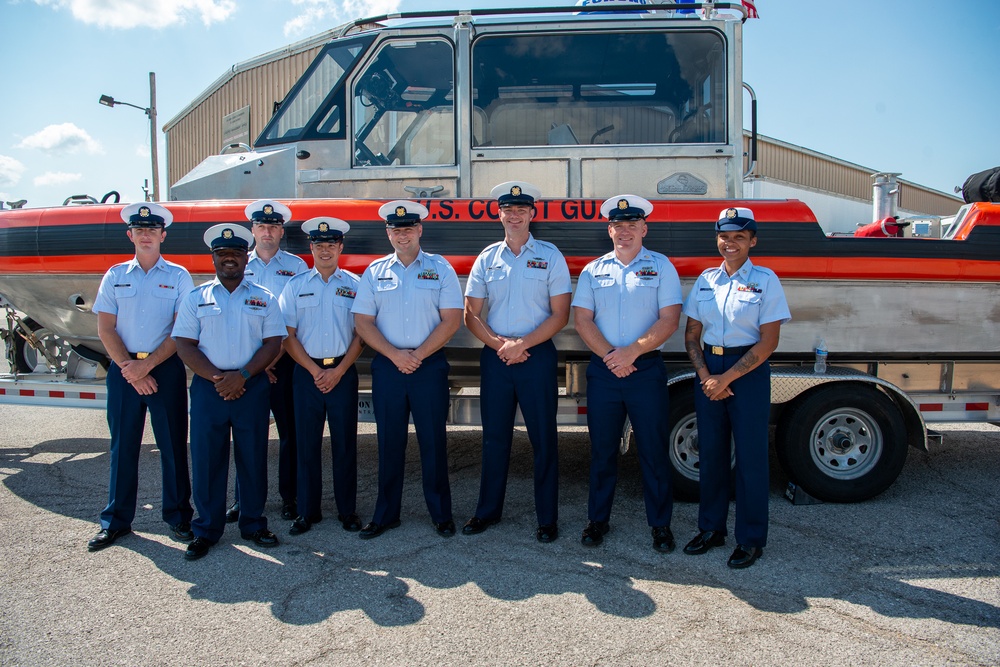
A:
[256,33,376,146]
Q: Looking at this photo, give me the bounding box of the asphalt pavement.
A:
[0,364,998,666]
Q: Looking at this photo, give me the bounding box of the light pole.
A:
[99,72,159,202]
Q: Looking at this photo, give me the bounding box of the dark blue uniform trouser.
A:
[586,354,673,527]
[234,354,297,506]
[370,350,452,525]
[694,353,770,548]
[474,340,559,526]
[292,363,359,521]
[102,354,191,531]
[190,373,270,542]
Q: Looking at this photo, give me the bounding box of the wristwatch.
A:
[239,368,251,380]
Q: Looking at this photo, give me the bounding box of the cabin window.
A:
[471,30,726,147]
[352,39,456,167]
[257,39,369,145]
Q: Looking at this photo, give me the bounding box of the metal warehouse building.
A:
[163,24,963,228]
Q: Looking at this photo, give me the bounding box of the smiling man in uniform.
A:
[172,223,286,560]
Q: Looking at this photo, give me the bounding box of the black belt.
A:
[704,344,754,356]
[310,356,345,368]
[128,352,150,360]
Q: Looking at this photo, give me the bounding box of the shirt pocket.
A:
[415,277,442,291]
[375,277,399,292]
[484,267,507,283]
[242,304,266,338]
[733,291,762,317]
[152,284,180,315]
[524,267,547,282]
[195,304,223,319]
[694,290,717,322]
[296,293,321,310]
[633,274,660,288]
[194,304,223,338]
[628,273,660,312]
[113,283,138,300]
[415,276,442,309]
[332,299,353,330]
[592,276,618,311]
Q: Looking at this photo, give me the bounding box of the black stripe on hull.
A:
[2,220,1000,262]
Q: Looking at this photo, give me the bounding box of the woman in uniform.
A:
[681,206,791,569]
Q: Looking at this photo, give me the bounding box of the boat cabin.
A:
[170,4,750,202]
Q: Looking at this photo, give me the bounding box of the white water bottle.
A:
[814,339,828,374]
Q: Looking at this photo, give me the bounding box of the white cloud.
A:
[135,143,151,159]
[17,123,104,155]
[33,172,83,187]
[0,155,27,188]
[32,0,236,29]
[284,0,400,36]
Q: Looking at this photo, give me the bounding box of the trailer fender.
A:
[768,367,928,453]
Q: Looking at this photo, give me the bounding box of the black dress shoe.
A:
[683,530,726,555]
[184,537,212,561]
[581,521,610,547]
[242,529,280,547]
[359,520,401,540]
[281,501,297,521]
[652,526,675,553]
[435,520,456,537]
[169,522,194,542]
[225,501,240,524]
[536,524,559,543]
[338,513,362,532]
[289,517,312,535]
[728,545,763,569]
[87,527,131,552]
[461,516,499,535]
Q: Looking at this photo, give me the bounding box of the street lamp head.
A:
[99,95,116,107]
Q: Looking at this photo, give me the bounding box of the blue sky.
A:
[1,0,998,208]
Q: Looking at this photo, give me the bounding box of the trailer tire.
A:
[13,318,72,373]
[666,385,702,500]
[664,384,738,501]
[775,384,907,503]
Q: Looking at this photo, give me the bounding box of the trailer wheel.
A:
[666,385,702,500]
[776,384,907,502]
[663,384,737,501]
[13,318,72,373]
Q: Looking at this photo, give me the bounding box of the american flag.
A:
[743,0,759,18]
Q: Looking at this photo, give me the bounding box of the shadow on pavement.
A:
[1,426,997,629]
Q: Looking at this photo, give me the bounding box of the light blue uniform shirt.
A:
[572,247,682,348]
[245,249,308,296]
[351,250,464,350]
[465,234,571,338]
[279,267,359,358]
[171,278,287,370]
[93,256,194,354]
[682,259,791,347]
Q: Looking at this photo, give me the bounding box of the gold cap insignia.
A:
[222,228,234,239]
[138,206,150,217]
[263,204,273,215]
[618,199,629,210]
[726,208,738,219]
[395,206,407,217]
[318,222,329,232]
[510,185,522,197]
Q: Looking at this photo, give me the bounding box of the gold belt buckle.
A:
[322,357,335,366]
[710,346,723,356]
[136,352,150,360]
